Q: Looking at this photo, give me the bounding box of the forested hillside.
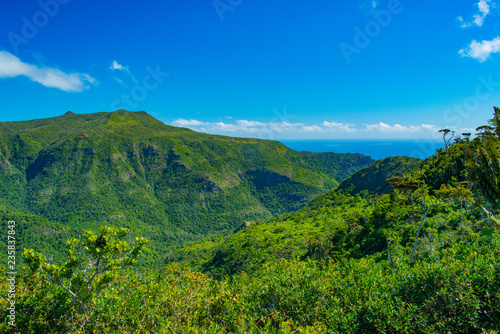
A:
[1,108,500,333]
[337,156,422,195]
[0,110,372,261]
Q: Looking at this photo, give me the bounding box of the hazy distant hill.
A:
[0,110,373,259]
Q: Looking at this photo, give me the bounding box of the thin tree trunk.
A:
[411,203,441,263]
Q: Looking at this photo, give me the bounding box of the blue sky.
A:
[0,0,499,140]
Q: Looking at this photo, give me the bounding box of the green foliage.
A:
[338,156,422,195]
[199,112,499,277]
[0,110,373,264]
[463,107,500,228]
[2,236,499,333]
[0,210,71,269]
[435,183,473,203]
[3,108,500,332]
[200,182,488,277]
[15,226,147,332]
[466,138,500,210]
[468,138,500,207]
[166,236,225,271]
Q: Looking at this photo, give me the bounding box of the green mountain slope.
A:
[194,138,492,277]
[337,156,422,195]
[4,109,500,333]
[0,210,71,268]
[0,110,373,259]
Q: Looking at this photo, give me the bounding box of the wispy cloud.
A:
[171,118,448,139]
[0,51,95,92]
[474,0,492,26]
[302,125,323,132]
[111,60,126,71]
[322,121,356,133]
[172,119,207,127]
[364,122,433,133]
[110,60,137,84]
[459,37,500,61]
[113,77,127,87]
[457,0,493,28]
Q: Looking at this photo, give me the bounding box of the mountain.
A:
[337,156,422,195]
[184,140,489,277]
[0,110,373,259]
[6,110,500,333]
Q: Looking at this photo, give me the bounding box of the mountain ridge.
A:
[0,110,374,260]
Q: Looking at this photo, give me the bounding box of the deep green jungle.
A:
[1,108,500,333]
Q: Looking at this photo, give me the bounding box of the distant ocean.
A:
[279,139,445,160]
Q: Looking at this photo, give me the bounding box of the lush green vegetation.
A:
[0,211,70,268]
[2,234,499,333]
[338,156,422,195]
[0,110,372,262]
[1,108,500,332]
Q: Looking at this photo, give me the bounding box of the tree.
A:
[23,226,148,326]
[439,129,455,150]
[411,203,441,263]
[387,175,423,210]
[410,183,475,263]
[465,107,500,228]
[436,183,474,228]
[466,108,500,210]
[488,106,500,137]
[476,125,494,138]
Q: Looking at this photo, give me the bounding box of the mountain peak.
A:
[112,109,148,116]
[108,110,153,123]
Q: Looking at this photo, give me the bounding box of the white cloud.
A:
[214,122,238,131]
[457,0,493,28]
[364,122,438,133]
[366,122,392,132]
[171,118,306,139]
[421,124,439,132]
[172,119,207,127]
[111,60,126,71]
[82,73,96,84]
[236,120,266,127]
[0,51,95,92]
[322,121,356,133]
[170,118,446,139]
[110,60,137,84]
[459,37,500,61]
[457,16,471,28]
[475,0,492,26]
[301,125,322,132]
[114,77,127,87]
